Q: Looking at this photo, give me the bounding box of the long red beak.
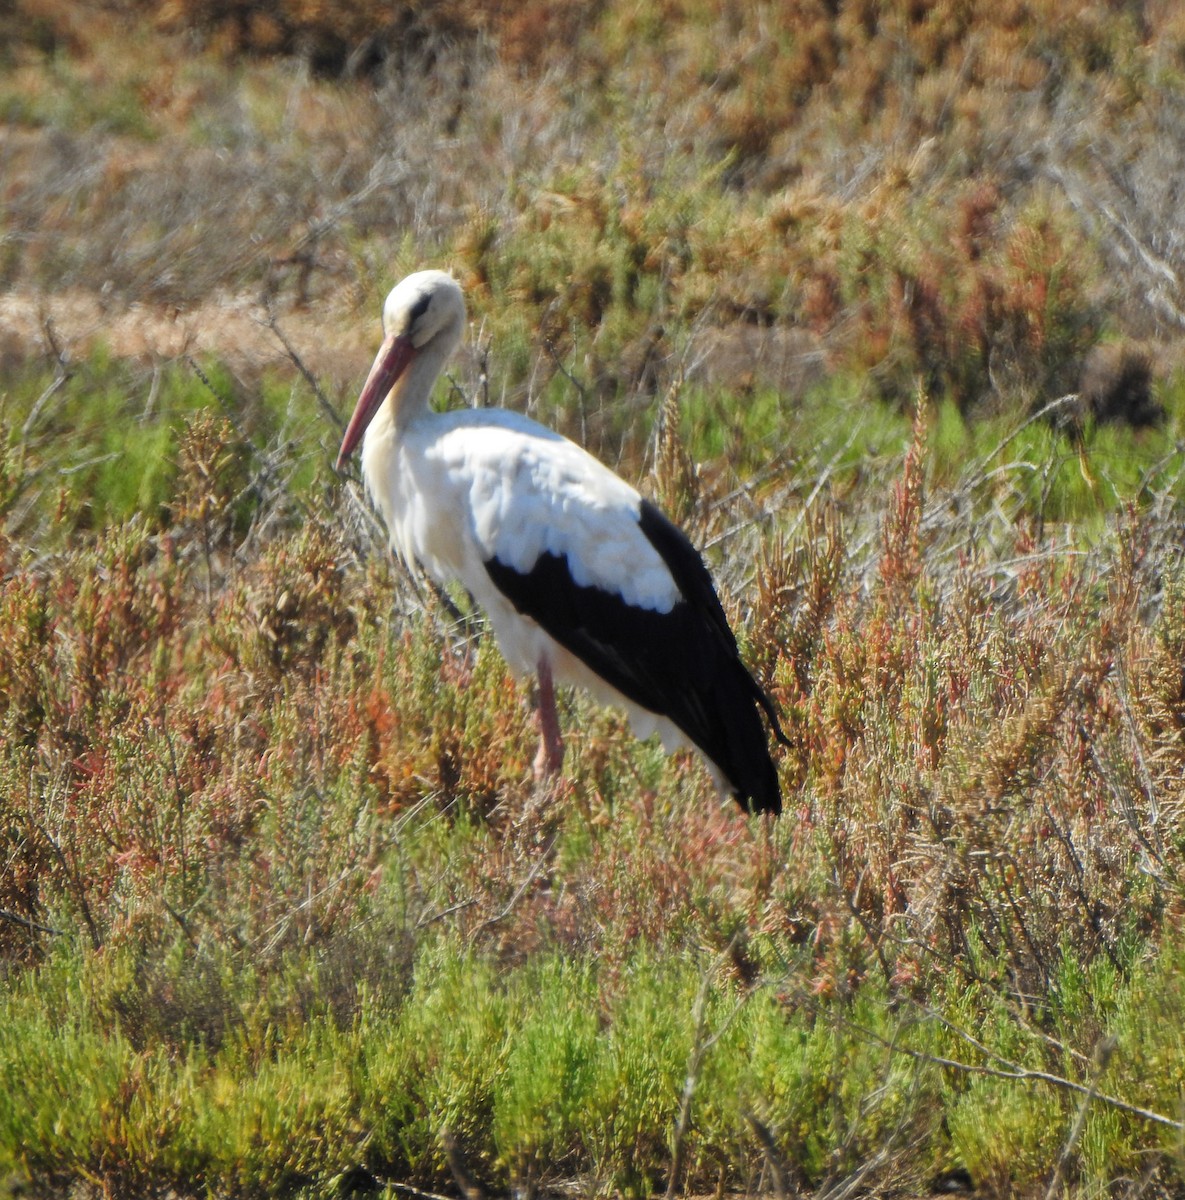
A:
[336,333,417,468]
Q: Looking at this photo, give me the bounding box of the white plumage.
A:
[368,407,685,749]
[338,270,784,813]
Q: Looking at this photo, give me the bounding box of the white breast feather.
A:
[377,409,681,612]
[362,406,692,755]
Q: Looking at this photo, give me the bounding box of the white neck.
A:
[379,319,463,439]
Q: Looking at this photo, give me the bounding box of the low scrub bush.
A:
[1,382,1182,1193]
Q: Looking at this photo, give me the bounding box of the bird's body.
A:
[338,270,784,813]
[365,405,682,738]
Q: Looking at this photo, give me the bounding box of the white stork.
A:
[337,270,786,814]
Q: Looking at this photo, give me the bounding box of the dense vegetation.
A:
[3,1,1185,1197]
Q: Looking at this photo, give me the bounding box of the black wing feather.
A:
[638,502,790,746]
[482,499,783,814]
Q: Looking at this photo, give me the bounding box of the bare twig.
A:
[467,833,558,942]
[22,314,73,438]
[543,336,589,410]
[0,907,65,938]
[853,1004,1183,1132]
[744,1111,790,1200]
[956,393,1083,501]
[385,1183,458,1200]
[440,1127,485,1200]
[473,317,491,408]
[1044,1037,1117,1200]
[1044,161,1185,329]
[261,301,345,436]
[667,938,751,1199]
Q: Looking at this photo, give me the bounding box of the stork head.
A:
[336,270,466,467]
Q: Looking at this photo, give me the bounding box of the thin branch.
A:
[467,833,558,942]
[440,1127,486,1200]
[260,301,345,435]
[962,393,1083,495]
[0,907,65,938]
[22,313,73,438]
[667,940,748,1200]
[1044,1038,1117,1200]
[542,336,589,410]
[854,1005,1182,1132]
[385,1183,458,1200]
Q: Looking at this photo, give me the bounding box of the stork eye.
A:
[409,291,432,323]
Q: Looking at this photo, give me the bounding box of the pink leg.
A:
[533,656,565,779]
